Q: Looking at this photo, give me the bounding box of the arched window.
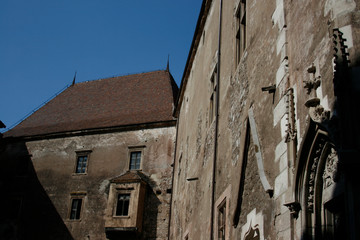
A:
[294,121,345,239]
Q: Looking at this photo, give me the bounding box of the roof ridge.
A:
[75,69,167,85]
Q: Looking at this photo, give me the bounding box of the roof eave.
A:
[174,0,212,118]
[3,120,176,142]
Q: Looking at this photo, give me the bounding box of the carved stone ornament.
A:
[304,77,321,95]
[307,139,325,212]
[284,201,301,218]
[285,88,297,143]
[303,64,330,123]
[308,105,330,123]
[304,64,321,96]
[322,148,339,189]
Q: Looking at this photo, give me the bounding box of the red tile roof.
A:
[5,70,178,137]
[110,171,148,184]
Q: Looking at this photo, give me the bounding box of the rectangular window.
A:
[218,202,226,240]
[129,151,142,170]
[236,0,246,64]
[116,194,130,216]
[70,199,82,220]
[209,65,218,125]
[76,155,88,173]
[75,151,91,174]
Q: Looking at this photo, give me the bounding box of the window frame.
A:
[115,193,131,217]
[128,146,145,171]
[214,186,231,240]
[235,0,247,65]
[69,192,86,221]
[217,200,226,240]
[209,64,218,125]
[74,150,91,175]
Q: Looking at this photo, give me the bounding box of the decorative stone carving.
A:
[285,88,297,143]
[333,29,350,71]
[308,105,330,123]
[323,148,339,189]
[333,28,350,96]
[303,63,330,123]
[307,140,325,212]
[304,64,321,108]
[284,201,301,218]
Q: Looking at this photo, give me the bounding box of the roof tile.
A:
[5,70,178,137]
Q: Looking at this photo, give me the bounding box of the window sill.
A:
[67,219,82,222]
[72,173,88,176]
[113,215,131,219]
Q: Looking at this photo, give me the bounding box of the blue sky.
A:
[0,0,202,132]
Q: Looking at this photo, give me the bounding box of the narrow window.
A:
[129,151,141,170]
[116,194,130,216]
[218,202,226,240]
[209,65,218,125]
[70,199,82,220]
[236,0,246,64]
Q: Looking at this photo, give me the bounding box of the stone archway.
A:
[294,120,345,240]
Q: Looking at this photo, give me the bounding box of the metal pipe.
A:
[210,0,223,239]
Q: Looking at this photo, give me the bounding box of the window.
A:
[218,201,226,240]
[129,151,142,170]
[75,151,91,174]
[70,198,82,220]
[209,65,218,124]
[236,0,246,64]
[116,194,130,216]
[215,186,230,240]
[76,155,87,173]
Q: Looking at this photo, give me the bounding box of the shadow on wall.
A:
[142,180,162,240]
[0,140,73,240]
[297,53,360,240]
[105,174,162,240]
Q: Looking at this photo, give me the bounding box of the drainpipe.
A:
[210,0,223,239]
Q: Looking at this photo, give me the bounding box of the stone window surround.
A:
[68,192,86,221]
[235,0,247,66]
[127,146,146,171]
[113,189,133,218]
[209,63,218,126]
[73,150,92,175]
[214,185,231,240]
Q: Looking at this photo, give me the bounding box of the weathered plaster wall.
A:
[24,126,175,240]
[0,141,74,239]
[171,0,360,239]
[170,1,221,239]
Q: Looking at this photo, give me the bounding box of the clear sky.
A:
[0,0,202,133]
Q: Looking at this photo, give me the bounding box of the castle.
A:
[1,0,360,239]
